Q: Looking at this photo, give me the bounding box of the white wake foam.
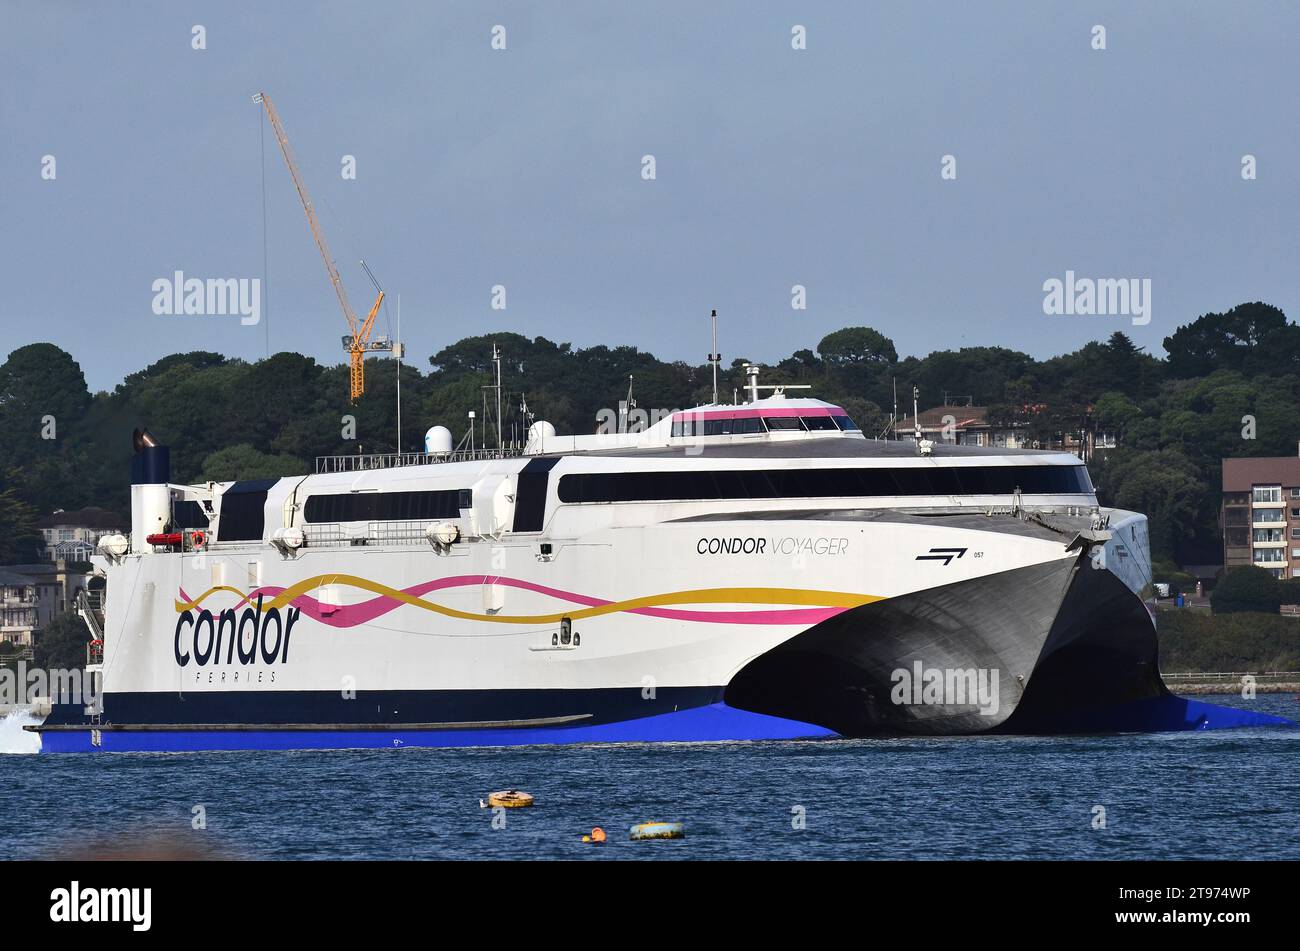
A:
[0,708,42,754]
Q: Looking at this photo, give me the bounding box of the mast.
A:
[494,342,503,452]
[708,309,720,405]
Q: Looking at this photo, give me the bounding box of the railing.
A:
[315,448,523,473]
[368,520,438,544]
[1162,671,1298,682]
[297,521,441,548]
[75,587,105,641]
[302,523,346,547]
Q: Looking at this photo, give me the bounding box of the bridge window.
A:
[800,416,839,431]
[762,417,805,432]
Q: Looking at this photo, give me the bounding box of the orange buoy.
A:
[582,826,607,843]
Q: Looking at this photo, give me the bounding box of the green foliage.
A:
[1211,566,1284,615]
[1151,559,1196,595]
[0,484,42,564]
[817,327,898,367]
[200,445,308,482]
[1162,302,1294,379]
[1094,449,1210,560]
[1158,609,1300,671]
[33,612,91,670]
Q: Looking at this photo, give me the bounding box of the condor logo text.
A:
[175,595,302,670]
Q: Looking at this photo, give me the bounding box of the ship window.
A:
[217,479,278,541]
[763,417,805,431]
[800,416,838,431]
[832,415,859,431]
[671,416,768,437]
[303,490,464,523]
[172,499,209,530]
[557,465,1095,503]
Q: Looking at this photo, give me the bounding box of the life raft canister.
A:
[486,790,534,808]
[629,821,685,840]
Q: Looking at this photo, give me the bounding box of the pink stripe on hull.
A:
[180,576,847,628]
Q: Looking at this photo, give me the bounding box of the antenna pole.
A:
[892,377,898,440]
[912,386,920,442]
[494,342,503,452]
[708,309,720,405]
[395,294,402,453]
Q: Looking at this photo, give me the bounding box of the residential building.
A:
[895,404,1116,459]
[896,404,1029,449]
[0,562,90,649]
[37,507,125,562]
[1221,456,1300,579]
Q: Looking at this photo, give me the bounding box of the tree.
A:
[34,612,91,670]
[816,327,897,367]
[0,344,92,485]
[0,485,41,564]
[199,444,307,482]
[1095,449,1209,561]
[1092,391,1142,441]
[1211,566,1282,615]
[1163,302,1288,378]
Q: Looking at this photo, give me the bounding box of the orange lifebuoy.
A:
[192,531,206,548]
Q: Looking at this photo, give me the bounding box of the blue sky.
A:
[2,1,1297,391]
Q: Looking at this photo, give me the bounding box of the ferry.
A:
[31,369,1285,751]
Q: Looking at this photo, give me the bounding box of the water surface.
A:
[2,695,1296,860]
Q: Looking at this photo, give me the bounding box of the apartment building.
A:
[1222,456,1300,579]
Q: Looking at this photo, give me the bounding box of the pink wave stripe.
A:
[180,576,848,628]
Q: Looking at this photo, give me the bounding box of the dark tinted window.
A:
[763,417,805,431]
[801,416,838,431]
[217,479,278,541]
[673,416,770,436]
[304,490,464,523]
[832,415,860,431]
[172,500,209,531]
[513,458,560,532]
[557,465,1094,503]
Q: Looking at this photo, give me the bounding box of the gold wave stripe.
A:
[175,574,882,625]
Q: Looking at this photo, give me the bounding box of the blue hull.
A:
[1012,693,1294,734]
[35,702,837,753]
[33,695,1292,753]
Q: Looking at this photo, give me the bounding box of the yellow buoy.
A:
[629,821,684,840]
[582,826,607,843]
[486,790,535,808]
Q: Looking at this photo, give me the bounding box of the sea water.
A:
[1,696,1296,860]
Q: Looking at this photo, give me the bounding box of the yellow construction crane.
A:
[253,91,388,402]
